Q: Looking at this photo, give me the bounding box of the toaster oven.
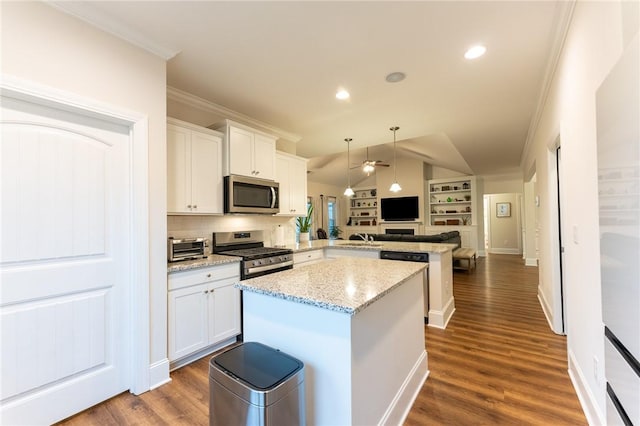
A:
[168,237,207,262]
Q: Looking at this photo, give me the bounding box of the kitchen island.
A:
[288,239,457,328]
[237,257,428,426]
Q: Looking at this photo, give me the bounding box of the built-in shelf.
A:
[428,176,476,226]
[347,187,378,227]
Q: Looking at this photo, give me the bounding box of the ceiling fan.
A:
[351,147,389,175]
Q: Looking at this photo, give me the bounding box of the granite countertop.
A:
[167,254,241,273]
[286,239,457,254]
[237,257,427,315]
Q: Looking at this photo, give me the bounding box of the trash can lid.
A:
[212,342,303,390]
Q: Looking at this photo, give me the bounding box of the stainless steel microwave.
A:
[224,175,279,214]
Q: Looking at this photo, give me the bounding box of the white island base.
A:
[242,272,428,426]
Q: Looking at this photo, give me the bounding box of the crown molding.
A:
[167,86,301,143]
[520,0,576,167]
[47,1,180,60]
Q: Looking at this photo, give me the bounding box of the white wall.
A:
[521,1,636,422]
[481,174,524,194]
[376,156,426,223]
[307,181,349,235]
[523,177,538,265]
[168,215,297,247]
[1,2,168,388]
[485,193,521,255]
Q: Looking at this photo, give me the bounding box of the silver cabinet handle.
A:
[207,273,211,278]
[187,204,192,209]
[193,205,197,209]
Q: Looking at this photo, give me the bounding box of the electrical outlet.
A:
[593,356,599,380]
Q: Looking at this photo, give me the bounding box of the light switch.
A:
[572,225,579,244]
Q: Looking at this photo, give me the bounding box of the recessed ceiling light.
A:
[385,72,406,83]
[336,89,350,100]
[464,45,487,60]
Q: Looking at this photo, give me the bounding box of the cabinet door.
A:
[168,283,209,361]
[228,126,254,177]
[252,133,276,180]
[190,131,223,214]
[275,155,291,215]
[289,156,307,215]
[208,279,241,344]
[167,124,191,213]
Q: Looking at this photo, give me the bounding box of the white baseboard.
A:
[537,289,554,331]
[488,248,521,255]
[525,257,539,266]
[149,358,171,390]
[428,297,456,329]
[537,288,565,335]
[477,249,487,257]
[378,350,429,426]
[568,349,605,426]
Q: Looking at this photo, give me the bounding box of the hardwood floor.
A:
[58,254,586,426]
[406,254,586,426]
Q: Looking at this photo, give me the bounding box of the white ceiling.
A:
[53,1,565,186]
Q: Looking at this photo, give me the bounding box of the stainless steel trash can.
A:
[209,342,305,426]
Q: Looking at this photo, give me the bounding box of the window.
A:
[327,196,339,238]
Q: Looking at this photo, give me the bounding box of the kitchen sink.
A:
[336,242,384,247]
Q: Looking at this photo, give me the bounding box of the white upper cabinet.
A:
[213,120,277,180]
[276,152,308,216]
[167,118,223,214]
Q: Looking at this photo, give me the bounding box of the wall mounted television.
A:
[380,196,419,221]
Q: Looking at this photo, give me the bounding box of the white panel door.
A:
[168,283,209,361]
[289,156,308,215]
[167,124,191,213]
[209,279,241,344]
[228,126,253,177]
[253,133,276,180]
[276,154,291,214]
[1,96,131,425]
[190,130,222,214]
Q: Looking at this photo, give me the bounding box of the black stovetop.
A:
[218,246,292,260]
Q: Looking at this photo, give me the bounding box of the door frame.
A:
[1,76,151,393]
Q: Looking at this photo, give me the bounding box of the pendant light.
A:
[389,126,402,193]
[343,138,355,197]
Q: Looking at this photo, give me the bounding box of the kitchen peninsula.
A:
[238,257,428,426]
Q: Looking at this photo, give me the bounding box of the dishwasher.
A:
[379,251,429,323]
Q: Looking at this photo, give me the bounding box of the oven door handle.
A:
[245,260,293,276]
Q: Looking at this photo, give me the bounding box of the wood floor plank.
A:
[57,254,586,425]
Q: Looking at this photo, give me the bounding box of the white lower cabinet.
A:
[293,249,324,268]
[168,263,241,364]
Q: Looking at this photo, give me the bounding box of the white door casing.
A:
[0,78,150,424]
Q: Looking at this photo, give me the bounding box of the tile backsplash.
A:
[167,215,297,252]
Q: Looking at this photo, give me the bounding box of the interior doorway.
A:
[555,145,567,334]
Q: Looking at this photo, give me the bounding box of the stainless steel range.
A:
[212,230,293,279]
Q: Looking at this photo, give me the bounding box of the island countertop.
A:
[236,257,427,315]
[286,239,458,254]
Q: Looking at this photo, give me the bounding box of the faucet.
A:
[355,233,368,242]
[355,233,374,243]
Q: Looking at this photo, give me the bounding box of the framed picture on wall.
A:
[496,202,511,217]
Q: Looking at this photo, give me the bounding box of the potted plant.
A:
[329,225,342,239]
[296,204,313,242]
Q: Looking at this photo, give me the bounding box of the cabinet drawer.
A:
[168,263,240,291]
[294,249,324,265]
